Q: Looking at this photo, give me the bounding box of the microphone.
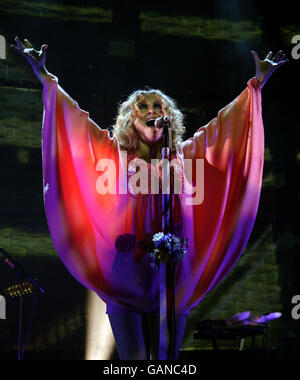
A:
[146,116,172,128]
[154,116,172,128]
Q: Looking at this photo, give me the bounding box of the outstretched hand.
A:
[10,37,49,84]
[251,50,289,88]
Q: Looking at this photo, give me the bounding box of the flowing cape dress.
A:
[42,75,264,316]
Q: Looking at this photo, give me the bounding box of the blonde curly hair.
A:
[112,89,185,152]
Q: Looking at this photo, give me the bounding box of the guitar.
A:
[0,281,34,298]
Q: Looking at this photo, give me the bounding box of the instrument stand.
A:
[0,248,45,360]
[161,119,176,360]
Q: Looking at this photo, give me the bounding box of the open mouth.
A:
[146,118,156,127]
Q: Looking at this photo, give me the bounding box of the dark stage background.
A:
[0,0,299,360]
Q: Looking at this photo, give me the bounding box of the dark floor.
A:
[0,348,293,360]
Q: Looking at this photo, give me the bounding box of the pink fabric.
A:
[42,76,264,315]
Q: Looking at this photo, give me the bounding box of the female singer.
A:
[11,37,288,360]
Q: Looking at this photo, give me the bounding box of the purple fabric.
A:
[41,75,264,316]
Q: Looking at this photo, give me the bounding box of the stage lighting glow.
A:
[85,290,115,360]
[0,1,112,24]
[140,12,261,42]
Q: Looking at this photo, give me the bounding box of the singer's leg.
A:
[145,314,187,360]
[174,315,187,359]
[108,312,147,360]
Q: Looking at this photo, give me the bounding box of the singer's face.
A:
[133,94,166,144]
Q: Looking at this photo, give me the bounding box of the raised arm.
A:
[10,36,51,85]
[251,50,289,88]
[183,49,289,161]
[10,36,112,143]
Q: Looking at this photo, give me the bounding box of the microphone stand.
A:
[161,119,176,360]
[0,248,45,360]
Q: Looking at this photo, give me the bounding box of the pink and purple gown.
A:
[41,75,264,316]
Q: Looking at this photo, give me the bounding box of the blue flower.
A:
[147,232,188,269]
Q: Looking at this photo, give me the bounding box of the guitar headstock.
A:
[4,281,34,298]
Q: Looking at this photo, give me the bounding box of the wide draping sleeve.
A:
[176,78,264,312]
[41,75,132,305]
[41,74,264,316]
